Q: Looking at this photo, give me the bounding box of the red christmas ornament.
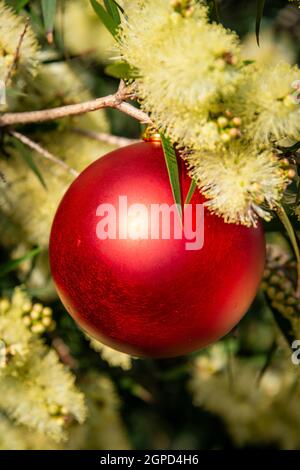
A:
[49,138,265,358]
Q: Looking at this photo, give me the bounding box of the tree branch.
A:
[0,84,151,127]
[70,127,138,147]
[9,130,79,177]
[51,336,78,369]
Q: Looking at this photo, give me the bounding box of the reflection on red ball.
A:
[49,141,265,358]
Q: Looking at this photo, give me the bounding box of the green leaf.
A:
[242,59,256,67]
[256,341,278,385]
[264,288,296,346]
[112,0,124,15]
[276,205,300,295]
[41,0,57,42]
[0,247,41,277]
[28,4,44,34]
[212,0,220,22]
[160,133,182,220]
[104,0,120,24]
[184,179,197,205]
[14,0,30,13]
[279,141,300,154]
[90,0,119,37]
[271,304,296,346]
[13,140,47,189]
[105,62,138,79]
[256,0,266,46]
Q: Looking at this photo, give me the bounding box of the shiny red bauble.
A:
[49,140,265,358]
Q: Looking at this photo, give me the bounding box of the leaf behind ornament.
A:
[160,133,182,221]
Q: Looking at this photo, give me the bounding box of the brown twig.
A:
[70,127,138,147]
[9,130,79,177]
[52,336,78,369]
[0,83,151,127]
[5,19,30,84]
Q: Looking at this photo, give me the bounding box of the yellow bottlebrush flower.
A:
[193,344,227,379]
[289,0,300,7]
[0,0,39,82]
[234,62,300,145]
[117,0,299,229]
[0,288,86,442]
[88,336,133,370]
[185,143,290,226]
[0,61,114,249]
[190,344,300,449]
[0,372,130,450]
[0,415,30,450]
[66,372,131,450]
[117,0,242,150]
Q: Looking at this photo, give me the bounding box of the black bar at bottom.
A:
[0,450,299,467]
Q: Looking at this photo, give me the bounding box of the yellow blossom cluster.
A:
[0,288,86,441]
[117,0,300,226]
[0,1,39,83]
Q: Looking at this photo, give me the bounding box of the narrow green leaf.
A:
[14,0,30,13]
[224,339,234,390]
[41,0,57,42]
[184,179,197,205]
[160,133,182,220]
[260,288,295,351]
[256,0,266,46]
[112,0,125,15]
[28,5,44,34]
[212,0,220,22]
[90,0,118,37]
[242,59,256,67]
[256,340,277,385]
[276,205,300,295]
[105,62,138,79]
[104,0,120,24]
[279,141,300,154]
[290,142,300,153]
[13,140,47,189]
[267,294,296,346]
[0,247,41,277]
